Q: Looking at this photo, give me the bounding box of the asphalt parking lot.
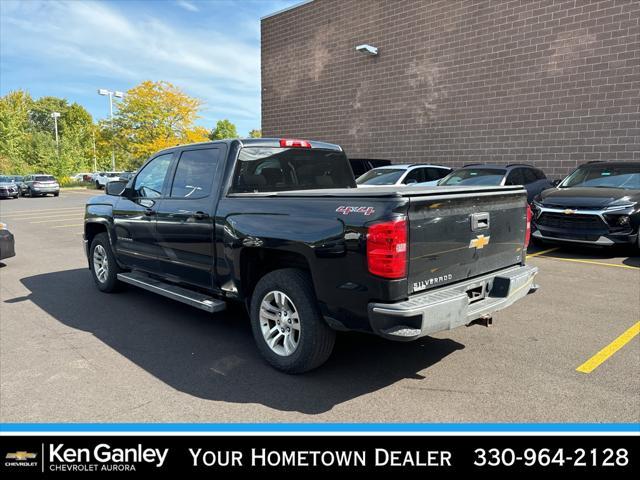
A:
[0,191,638,423]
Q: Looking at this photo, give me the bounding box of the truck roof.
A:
[155,138,342,155]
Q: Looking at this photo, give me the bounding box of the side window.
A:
[425,168,449,181]
[534,169,547,180]
[505,169,525,186]
[403,169,424,184]
[133,153,173,198]
[522,168,538,185]
[170,148,219,198]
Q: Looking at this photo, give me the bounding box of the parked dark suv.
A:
[438,164,554,203]
[22,174,60,197]
[532,162,640,249]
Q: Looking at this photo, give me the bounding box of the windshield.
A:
[0,176,13,183]
[356,168,405,185]
[230,147,355,193]
[560,165,640,189]
[439,168,506,186]
[12,176,23,182]
[35,175,56,182]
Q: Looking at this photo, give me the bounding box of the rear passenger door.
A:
[154,145,225,289]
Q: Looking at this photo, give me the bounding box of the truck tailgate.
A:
[408,190,527,294]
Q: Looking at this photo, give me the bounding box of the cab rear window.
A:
[230,147,355,193]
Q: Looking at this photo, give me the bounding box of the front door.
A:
[155,146,223,289]
[113,152,174,272]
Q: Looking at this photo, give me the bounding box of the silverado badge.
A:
[469,234,490,249]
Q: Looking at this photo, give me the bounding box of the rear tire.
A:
[89,233,123,292]
[53,192,59,197]
[250,268,335,373]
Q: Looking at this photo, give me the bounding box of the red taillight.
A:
[279,138,311,148]
[367,218,407,279]
[525,204,532,249]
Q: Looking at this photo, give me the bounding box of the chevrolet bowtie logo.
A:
[563,209,576,214]
[6,451,37,461]
[469,234,490,249]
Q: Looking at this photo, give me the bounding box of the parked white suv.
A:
[356,164,452,187]
[94,172,123,189]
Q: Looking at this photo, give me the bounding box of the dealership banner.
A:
[0,435,635,475]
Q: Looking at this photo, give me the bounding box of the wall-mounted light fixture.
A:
[355,44,378,56]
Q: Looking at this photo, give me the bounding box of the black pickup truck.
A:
[84,138,538,373]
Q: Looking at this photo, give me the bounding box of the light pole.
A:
[51,112,60,158]
[97,88,124,171]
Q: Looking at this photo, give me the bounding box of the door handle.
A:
[144,208,155,216]
[193,211,209,220]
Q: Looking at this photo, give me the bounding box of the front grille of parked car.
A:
[537,212,607,231]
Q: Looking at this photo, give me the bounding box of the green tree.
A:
[0,90,33,174]
[113,80,209,169]
[29,96,69,135]
[209,119,238,140]
[248,129,261,138]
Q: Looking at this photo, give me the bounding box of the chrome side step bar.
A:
[117,271,226,313]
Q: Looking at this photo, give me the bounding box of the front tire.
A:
[250,268,335,373]
[89,233,123,292]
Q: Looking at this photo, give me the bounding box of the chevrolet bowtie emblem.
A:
[6,451,37,460]
[564,209,576,214]
[469,234,490,249]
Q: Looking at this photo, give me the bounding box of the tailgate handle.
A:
[471,212,490,231]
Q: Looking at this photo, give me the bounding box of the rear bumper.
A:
[31,187,59,194]
[532,229,637,246]
[368,264,538,341]
[0,230,16,260]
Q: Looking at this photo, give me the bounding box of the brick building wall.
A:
[261,0,639,177]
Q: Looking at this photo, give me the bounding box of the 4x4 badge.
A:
[469,234,490,249]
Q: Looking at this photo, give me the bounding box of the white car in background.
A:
[94,172,123,189]
[356,164,452,187]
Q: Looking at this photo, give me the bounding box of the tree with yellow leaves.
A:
[113,81,209,169]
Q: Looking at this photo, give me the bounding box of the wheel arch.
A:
[239,248,313,304]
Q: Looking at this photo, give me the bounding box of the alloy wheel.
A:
[259,290,301,357]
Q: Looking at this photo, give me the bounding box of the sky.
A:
[0,0,300,135]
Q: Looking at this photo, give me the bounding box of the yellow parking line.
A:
[537,256,639,270]
[30,216,83,224]
[526,247,559,258]
[51,223,84,228]
[577,321,640,373]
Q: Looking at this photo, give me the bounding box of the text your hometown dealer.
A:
[50,444,168,468]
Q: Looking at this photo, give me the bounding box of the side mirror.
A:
[405,179,418,185]
[105,180,127,196]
